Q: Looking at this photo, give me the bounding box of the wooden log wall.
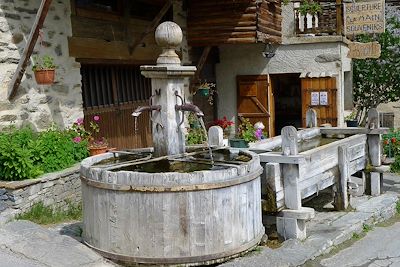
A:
[187,0,282,46]
[257,0,282,44]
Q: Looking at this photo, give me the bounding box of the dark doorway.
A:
[270,73,302,135]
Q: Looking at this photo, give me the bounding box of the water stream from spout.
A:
[133,117,138,134]
[198,117,214,166]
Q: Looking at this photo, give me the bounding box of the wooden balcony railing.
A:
[294,0,343,36]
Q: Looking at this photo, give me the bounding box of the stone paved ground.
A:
[310,222,400,267]
[220,173,400,267]
[0,220,116,267]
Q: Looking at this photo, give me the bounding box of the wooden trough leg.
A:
[366,108,384,195]
[276,126,315,240]
[334,145,350,210]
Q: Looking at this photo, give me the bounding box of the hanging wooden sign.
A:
[344,0,385,36]
[347,41,381,59]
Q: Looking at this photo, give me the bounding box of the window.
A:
[81,64,152,109]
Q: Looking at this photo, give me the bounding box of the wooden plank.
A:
[281,126,298,156]
[68,36,160,62]
[335,145,349,210]
[300,167,337,199]
[8,0,53,100]
[282,164,301,210]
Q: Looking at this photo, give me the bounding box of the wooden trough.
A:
[80,149,264,266]
[251,109,387,239]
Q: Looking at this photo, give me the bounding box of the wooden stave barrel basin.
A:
[80,150,264,266]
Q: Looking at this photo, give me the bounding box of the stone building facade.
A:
[0,0,82,131]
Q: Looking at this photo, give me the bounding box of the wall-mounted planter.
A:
[34,69,55,85]
[196,88,210,97]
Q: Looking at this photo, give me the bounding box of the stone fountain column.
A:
[141,22,196,157]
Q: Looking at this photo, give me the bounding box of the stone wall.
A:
[0,164,81,215]
[0,0,83,131]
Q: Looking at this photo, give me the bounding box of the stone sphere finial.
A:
[155,21,182,65]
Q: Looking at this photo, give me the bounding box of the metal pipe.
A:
[175,103,204,117]
[131,105,161,118]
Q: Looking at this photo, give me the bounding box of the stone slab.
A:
[0,220,116,267]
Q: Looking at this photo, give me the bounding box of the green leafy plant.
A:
[32,55,56,71]
[71,116,108,148]
[382,129,400,158]
[186,114,207,145]
[237,118,257,143]
[0,127,88,181]
[186,128,206,145]
[298,0,322,16]
[15,201,82,225]
[345,109,358,121]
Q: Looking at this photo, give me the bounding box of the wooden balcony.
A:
[294,0,343,36]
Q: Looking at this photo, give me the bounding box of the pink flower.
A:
[93,115,100,122]
[73,136,82,143]
[76,118,84,126]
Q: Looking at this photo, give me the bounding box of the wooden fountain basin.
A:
[80,149,264,266]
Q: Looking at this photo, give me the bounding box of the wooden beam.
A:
[8,0,53,100]
[190,46,212,93]
[129,0,172,55]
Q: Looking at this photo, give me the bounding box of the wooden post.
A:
[277,126,314,240]
[281,126,298,156]
[366,108,383,195]
[8,0,53,100]
[334,145,350,210]
[336,0,343,35]
[306,108,317,128]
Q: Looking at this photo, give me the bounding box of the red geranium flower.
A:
[384,139,389,145]
[391,137,397,144]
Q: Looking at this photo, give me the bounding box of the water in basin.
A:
[112,159,229,173]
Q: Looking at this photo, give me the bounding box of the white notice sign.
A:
[320,92,328,106]
[311,92,319,106]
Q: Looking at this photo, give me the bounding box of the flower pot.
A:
[346,120,358,127]
[34,69,55,85]
[197,88,209,97]
[229,138,249,148]
[89,145,108,156]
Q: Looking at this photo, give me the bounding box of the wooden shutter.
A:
[237,75,274,136]
[301,77,337,127]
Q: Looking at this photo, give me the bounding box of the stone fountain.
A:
[80,22,264,266]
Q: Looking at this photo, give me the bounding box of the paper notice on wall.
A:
[311,92,319,106]
[320,92,328,105]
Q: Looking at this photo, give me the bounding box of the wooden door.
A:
[237,75,274,136]
[301,77,337,127]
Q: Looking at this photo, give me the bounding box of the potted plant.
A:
[298,0,322,16]
[71,115,109,156]
[345,109,358,127]
[196,81,215,96]
[229,118,257,148]
[32,55,56,85]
